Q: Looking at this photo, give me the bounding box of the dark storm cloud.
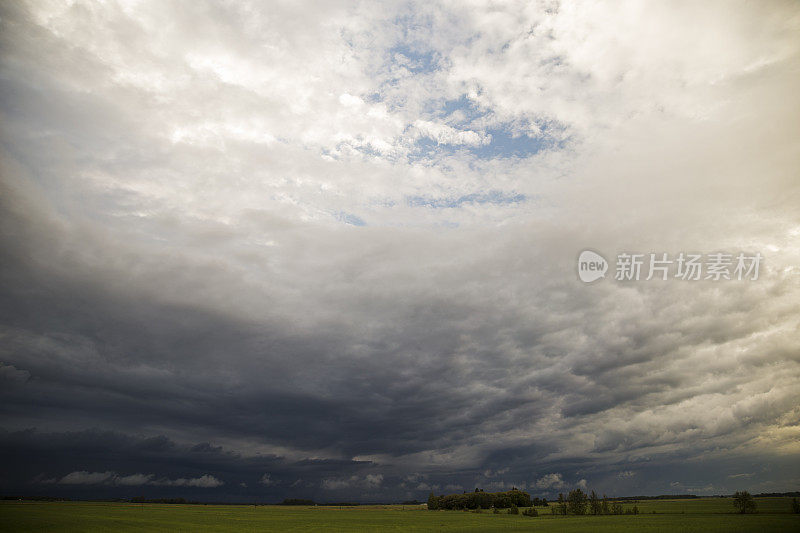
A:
[3,173,799,500]
[0,428,378,501]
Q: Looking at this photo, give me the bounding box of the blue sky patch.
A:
[407,190,527,209]
[335,211,367,226]
[436,94,485,124]
[411,127,549,160]
[388,44,440,74]
[472,128,551,159]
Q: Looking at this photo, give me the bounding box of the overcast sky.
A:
[1,0,799,502]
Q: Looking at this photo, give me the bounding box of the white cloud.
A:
[483,468,510,477]
[411,120,489,147]
[535,473,567,490]
[484,480,526,492]
[259,473,275,486]
[321,478,351,490]
[58,471,115,485]
[365,473,383,488]
[0,363,30,382]
[404,473,422,483]
[686,484,716,494]
[322,474,383,491]
[48,471,222,488]
[162,474,224,488]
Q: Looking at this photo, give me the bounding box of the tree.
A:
[567,488,588,515]
[494,494,511,509]
[280,499,314,506]
[430,488,532,510]
[512,489,532,507]
[589,490,601,515]
[556,493,567,516]
[601,494,610,515]
[427,492,439,510]
[732,491,757,514]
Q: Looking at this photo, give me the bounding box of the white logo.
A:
[578,250,608,283]
[577,249,761,283]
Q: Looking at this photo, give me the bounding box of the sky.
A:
[1,0,799,503]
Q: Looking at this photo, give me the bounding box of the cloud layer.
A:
[46,471,223,488]
[1,0,799,501]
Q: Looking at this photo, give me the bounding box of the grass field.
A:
[1,498,798,532]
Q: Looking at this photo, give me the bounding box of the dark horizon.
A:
[7,491,800,507]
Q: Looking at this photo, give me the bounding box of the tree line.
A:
[427,487,642,515]
[427,488,535,510]
[548,489,638,515]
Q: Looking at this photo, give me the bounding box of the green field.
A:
[1,498,798,532]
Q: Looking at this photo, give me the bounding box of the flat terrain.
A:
[1,498,798,532]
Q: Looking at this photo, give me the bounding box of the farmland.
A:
[1,497,798,532]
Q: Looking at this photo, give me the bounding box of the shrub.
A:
[522,507,538,517]
[508,504,519,514]
[732,491,757,514]
[567,489,588,515]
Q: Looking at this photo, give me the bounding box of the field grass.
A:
[1,498,798,532]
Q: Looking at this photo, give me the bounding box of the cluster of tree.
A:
[131,497,197,504]
[613,494,698,501]
[489,503,539,516]
[322,502,359,506]
[427,488,532,510]
[279,498,316,506]
[549,490,638,516]
[428,486,647,516]
[732,491,757,514]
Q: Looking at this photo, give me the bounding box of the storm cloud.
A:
[1,0,799,502]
